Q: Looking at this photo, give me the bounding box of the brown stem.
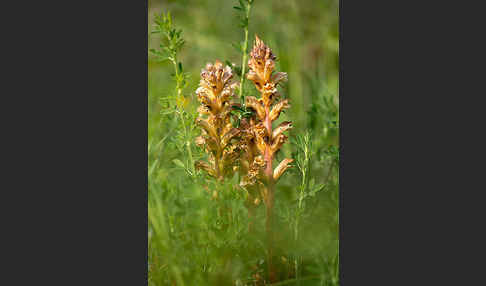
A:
[215,139,223,181]
[264,105,273,139]
[214,152,221,180]
[264,106,274,179]
[265,182,276,283]
[264,105,277,283]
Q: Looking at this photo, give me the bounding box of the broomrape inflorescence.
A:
[241,35,293,282]
[241,35,293,203]
[192,35,294,283]
[194,60,241,182]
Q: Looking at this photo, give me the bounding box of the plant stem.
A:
[172,57,195,176]
[294,133,311,285]
[265,182,276,283]
[214,146,222,180]
[238,1,252,103]
[263,105,277,283]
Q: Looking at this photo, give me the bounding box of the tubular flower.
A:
[244,36,293,281]
[242,35,293,193]
[194,60,240,181]
[238,119,256,179]
[237,117,266,210]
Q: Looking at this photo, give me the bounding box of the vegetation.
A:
[148,0,339,285]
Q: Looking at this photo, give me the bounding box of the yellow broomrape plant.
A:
[194,60,241,182]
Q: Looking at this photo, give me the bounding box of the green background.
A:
[148,0,339,285]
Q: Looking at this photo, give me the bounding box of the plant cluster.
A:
[194,37,293,189]
[191,36,293,282]
[148,1,339,284]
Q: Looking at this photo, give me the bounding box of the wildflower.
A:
[242,36,293,282]
[241,35,293,191]
[194,60,241,181]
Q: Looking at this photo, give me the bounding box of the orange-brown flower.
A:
[244,36,293,190]
[243,36,293,282]
[194,60,241,181]
[247,35,288,107]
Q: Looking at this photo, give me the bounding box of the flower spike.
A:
[194,60,240,181]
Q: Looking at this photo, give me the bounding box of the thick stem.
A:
[215,129,225,181]
[263,104,277,282]
[265,182,276,283]
[214,149,221,180]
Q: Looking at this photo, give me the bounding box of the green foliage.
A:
[150,10,197,178]
[148,0,339,285]
[232,0,254,124]
[151,11,185,63]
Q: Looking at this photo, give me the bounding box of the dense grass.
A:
[148,0,339,285]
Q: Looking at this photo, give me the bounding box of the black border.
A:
[9,0,471,284]
[9,1,149,284]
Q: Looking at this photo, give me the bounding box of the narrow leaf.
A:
[172,159,185,169]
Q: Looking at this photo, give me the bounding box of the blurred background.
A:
[149,0,339,141]
[148,0,339,285]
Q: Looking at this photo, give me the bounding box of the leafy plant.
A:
[148,0,339,285]
[150,11,196,177]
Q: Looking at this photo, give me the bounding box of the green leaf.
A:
[149,48,160,55]
[173,159,185,169]
[148,159,159,176]
[167,11,172,26]
[234,66,242,77]
[311,183,325,196]
[160,109,176,115]
[233,6,242,10]
[239,18,248,28]
[309,178,315,190]
[231,42,242,52]
[232,105,246,112]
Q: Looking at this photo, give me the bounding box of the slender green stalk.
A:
[171,57,195,176]
[294,132,311,285]
[238,0,252,103]
[295,133,311,240]
[151,12,195,177]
